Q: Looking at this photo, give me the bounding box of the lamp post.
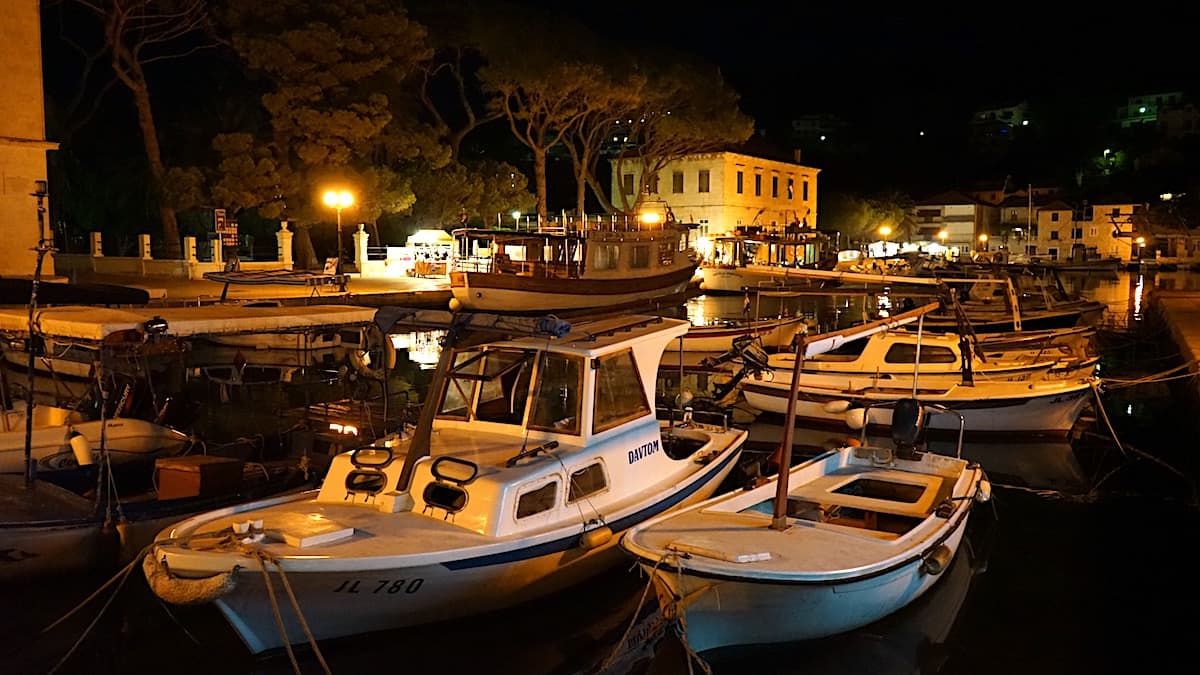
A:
[511,210,521,229]
[978,233,989,252]
[1135,236,1146,261]
[323,190,354,273]
[878,225,891,257]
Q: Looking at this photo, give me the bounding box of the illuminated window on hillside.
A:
[736,171,744,194]
[698,170,710,193]
[594,243,619,270]
[593,350,651,433]
[631,245,650,269]
[672,171,683,193]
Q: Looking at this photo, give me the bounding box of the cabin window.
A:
[698,170,710,193]
[593,349,651,433]
[672,171,684,193]
[516,480,559,519]
[437,350,482,419]
[528,353,583,434]
[630,245,651,269]
[736,171,744,194]
[883,344,957,364]
[594,244,619,270]
[658,243,675,266]
[568,463,608,502]
[345,470,387,495]
[476,350,534,425]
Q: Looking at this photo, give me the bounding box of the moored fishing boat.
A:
[143,311,747,653]
[680,314,809,353]
[619,393,991,654]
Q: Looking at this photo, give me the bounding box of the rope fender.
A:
[142,554,237,605]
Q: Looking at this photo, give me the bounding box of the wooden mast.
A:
[771,327,807,531]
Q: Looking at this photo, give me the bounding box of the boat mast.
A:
[771,327,807,531]
[23,182,51,488]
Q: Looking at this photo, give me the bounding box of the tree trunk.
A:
[294,223,320,269]
[128,76,181,258]
[534,150,548,225]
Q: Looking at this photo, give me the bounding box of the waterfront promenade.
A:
[31,270,453,309]
[1148,288,1200,376]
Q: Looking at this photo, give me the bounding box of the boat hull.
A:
[642,512,972,653]
[0,418,191,474]
[449,265,696,313]
[741,380,1094,436]
[699,265,823,294]
[682,316,807,352]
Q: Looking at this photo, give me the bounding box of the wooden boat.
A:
[619,397,991,655]
[448,219,699,313]
[697,223,832,294]
[144,312,747,654]
[681,314,809,353]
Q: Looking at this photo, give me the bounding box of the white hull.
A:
[741,380,1094,436]
[179,445,742,653]
[0,417,191,473]
[645,513,971,652]
[682,316,807,352]
[204,330,361,351]
[699,265,821,294]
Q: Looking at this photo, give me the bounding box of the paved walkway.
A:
[1148,289,1200,380]
[61,270,453,308]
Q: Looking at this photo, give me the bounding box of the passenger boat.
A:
[448,217,699,313]
[144,311,747,654]
[697,223,832,294]
[619,394,991,655]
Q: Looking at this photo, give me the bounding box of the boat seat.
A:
[786,468,944,518]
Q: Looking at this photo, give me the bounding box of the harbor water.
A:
[3,269,1199,675]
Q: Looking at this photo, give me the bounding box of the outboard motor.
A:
[891,398,926,460]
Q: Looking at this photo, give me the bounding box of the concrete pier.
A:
[1148,289,1200,376]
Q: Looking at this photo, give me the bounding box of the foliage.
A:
[820,191,918,244]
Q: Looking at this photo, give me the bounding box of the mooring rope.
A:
[599,552,673,672]
[253,549,333,675]
[257,554,302,675]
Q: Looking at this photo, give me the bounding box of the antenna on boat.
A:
[23,181,51,488]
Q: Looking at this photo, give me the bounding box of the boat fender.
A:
[921,545,953,576]
[823,400,852,414]
[65,428,93,466]
[844,407,868,430]
[347,326,396,380]
[142,554,237,606]
[975,478,993,503]
[579,526,613,550]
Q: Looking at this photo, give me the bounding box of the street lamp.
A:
[1136,236,1146,260]
[322,190,354,273]
[978,233,989,251]
[511,210,521,229]
[938,230,948,244]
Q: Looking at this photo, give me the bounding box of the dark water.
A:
[4,269,1200,675]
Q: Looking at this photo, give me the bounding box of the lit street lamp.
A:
[511,210,521,229]
[1136,236,1146,260]
[323,190,354,273]
[978,233,989,251]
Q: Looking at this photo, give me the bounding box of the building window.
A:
[802,180,809,201]
[787,178,794,199]
[771,176,779,198]
[1048,247,1059,261]
[1089,227,1098,237]
[698,170,710,193]
[1071,227,1083,239]
[1051,212,1059,222]
[1050,231,1060,240]
[672,171,683,194]
[736,171,744,194]
[754,174,762,196]
[646,173,659,194]
[621,174,634,196]
[1111,208,1121,216]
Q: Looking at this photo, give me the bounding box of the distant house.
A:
[1026,196,1146,262]
[608,144,820,241]
[911,190,999,254]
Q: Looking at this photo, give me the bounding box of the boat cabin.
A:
[315,316,714,539]
[705,223,830,269]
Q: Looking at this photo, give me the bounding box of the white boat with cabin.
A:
[144,312,747,654]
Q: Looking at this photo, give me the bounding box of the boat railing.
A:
[454,255,582,279]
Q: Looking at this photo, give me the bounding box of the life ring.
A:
[348,324,396,380]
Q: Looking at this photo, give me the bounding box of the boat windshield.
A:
[437,347,583,434]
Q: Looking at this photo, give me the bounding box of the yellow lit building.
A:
[608,149,820,239]
[0,0,56,276]
[1030,198,1144,262]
